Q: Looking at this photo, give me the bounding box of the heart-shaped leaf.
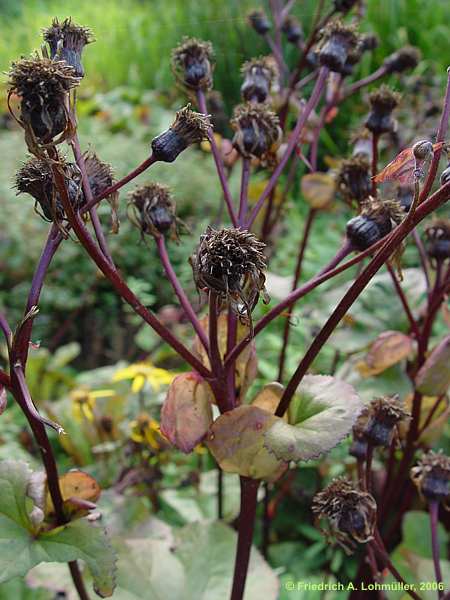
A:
[264,375,363,462]
[207,405,287,481]
[415,334,450,396]
[161,372,214,453]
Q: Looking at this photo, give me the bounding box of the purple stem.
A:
[412,229,431,292]
[238,159,251,227]
[246,67,329,228]
[386,263,420,339]
[196,90,238,227]
[0,312,12,345]
[155,235,209,351]
[341,65,389,100]
[429,500,445,598]
[70,134,115,266]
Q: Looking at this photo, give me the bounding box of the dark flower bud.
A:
[281,16,304,45]
[312,478,377,554]
[411,451,450,505]
[383,46,421,74]
[397,185,414,212]
[336,156,371,205]
[231,103,281,161]
[16,156,83,222]
[151,105,210,163]
[43,17,93,78]
[171,37,214,91]
[127,183,178,238]
[247,9,271,36]
[191,227,268,320]
[7,55,79,142]
[424,219,450,264]
[363,394,410,448]
[365,85,400,135]
[318,20,359,73]
[333,0,358,14]
[359,33,379,52]
[346,197,404,250]
[240,57,277,103]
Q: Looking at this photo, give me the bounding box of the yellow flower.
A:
[71,387,116,422]
[113,361,175,393]
[129,413,162,450]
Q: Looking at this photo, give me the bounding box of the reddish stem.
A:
[386,263,420,339]
[371,133,379,196]
[238,159,251,227]
[429,500,444,598]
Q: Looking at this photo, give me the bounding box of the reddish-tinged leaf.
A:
[373,142,444,184]
[0,386,6,415]
[46,471,101,517]
[161,372,213,453]
[357,330,415,377]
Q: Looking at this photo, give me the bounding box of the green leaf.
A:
[0,460,116,597]
[263,375,363,462]
[402,510,448,559]
[0,577,52,600]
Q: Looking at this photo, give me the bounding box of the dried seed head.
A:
[411,450,450,505]
[128,183,177,238]
[247,9,271,36]
[365,85,401,135]
[281,15,304,45]
[240,56,278,103]
[171,37,214,91]
[317,20,359,73]
[383,46,421,74]
[350,128,372,160]
[83,152,114,197]
[424,219,450,264]
[363,394,410,447]
[359,33,379,52]
[231,103,281,161]
[346,197,404,250]
[312,478,377,554]
[15,156,83,222]
[191,227,268,320]
[336,156,371,206]
[151,105,210,163]
[43,17,93,78]
[7,55,79,141]
[333,0,359,14]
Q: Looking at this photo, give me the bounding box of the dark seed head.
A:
[317,20,359,73]
[346,198,403,250]
[191,227,268,319]
[440,164,450,187]
[151,105,210,163]
[241,57,277,103]
[411,451,450,504]
[7,55,79,141]
[281,15,304,45]
[359,33,379,52]
[15,156,83,222]
[383,46,421,74]
[171,37,214,91]
[365,85,400,135]
[312,478,377,554]
[363,394,410,448]
[336,155,371,206]
[128,183,177,238]
[231,103,281,162]
[425,219,450,263]
[43,17,93,78]
[333,0,359,14]
[247,9,271,35]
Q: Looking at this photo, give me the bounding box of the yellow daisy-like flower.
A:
[129,413,162,451]
[71,387,116,422]
[113,361,175,393]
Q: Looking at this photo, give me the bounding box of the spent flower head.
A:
[231,103,281,162]
[336,155,371,206]
[247,9,271,36]
[127,183,180,239]
[365,85,401,135]
[281,15,304,45]
[363,394,410,447]
[240,56,278,103]
[424,218,450,265]
[151,104,210,163]
[312,478,377,554]
[191,227,268,322]
[171,37,214,91]
[43,17,93,78]
[317,20,359,73]
[346,197,404,250]
[411,450,450,506]
[383,46,421,74]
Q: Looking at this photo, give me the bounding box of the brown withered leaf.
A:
[45,470,101,517]
[251,382,287,420]
[301,172,335,209]
[207,405,288,482]
[160,371,214,453]
[415,334,450,396]
[194,313,257,403]
[373,142,444,185]
[357,330,414,377]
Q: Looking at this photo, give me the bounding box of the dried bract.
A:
[191,227,268,321]
[171,37,214,91]
[151,105,210,163]
[312,478,377,554]
[43,17,93,78]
